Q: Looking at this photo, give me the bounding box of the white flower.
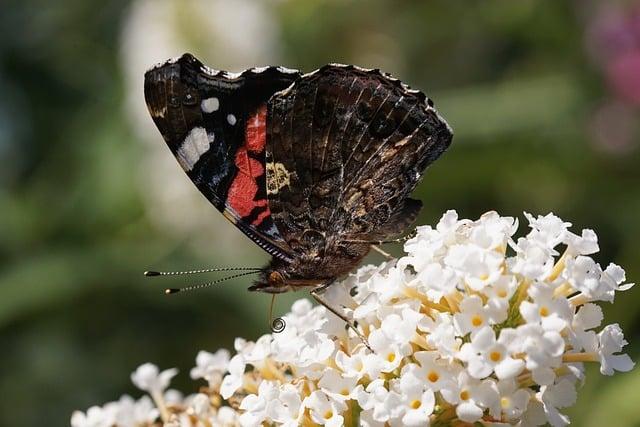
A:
[287,298,327,332]
[215,406,240,426]
[419,312,461,360]
[404,210,460,270]
[520,284,571,332]
[599,263,635,301]
[514,324,564,385]
[489,380,531,421]
[565,303,603,353]
[113,395,159,426]
[379,307,424,345]
[564,228,599,255]
[523,212,570,248]
[304,390,347,427]
[220,354,246,399]
[71,395,159,427]
[563,255,605,298]
[318,368,360,402]
[190,349,230,387]
[445,243,504,291]
[509,237,555,280]
[483,275,518,308]
[596,324,635,375]
[356,379,404,424]
[271,306,335,368]
[238,334,272,363]
[537,379,577,427]
[268,384,304,427]
[468,211,517,251]
[238,380,279,427]
[368,328,411,372]
[458,326,525,380]
[573,303,603,332]
[187,393,211,419]
[396,371,436,426]
[335,348,382,381]
[412,262,458,300]
[71,405,116,427]
[440,371,498,423]
[454,295,506,337]
[402,351,456,392]
[163,389,183,405]
[130,363,178,395]
[72,211,634,427]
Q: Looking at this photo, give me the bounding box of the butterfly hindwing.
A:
[266,65,453,254]
[144,53,301,261]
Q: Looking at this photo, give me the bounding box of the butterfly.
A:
[144,53,452,328]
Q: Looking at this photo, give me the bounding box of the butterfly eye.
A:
[268,271,284,286]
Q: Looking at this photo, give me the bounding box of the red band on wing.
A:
[245,104,267,153]
[226,104,272,226]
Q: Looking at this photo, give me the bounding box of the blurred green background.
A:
[1,1,639,426]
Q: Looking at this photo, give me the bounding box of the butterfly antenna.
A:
[269,294,286,333]
[164,270,260,294]
[144,267,262,277]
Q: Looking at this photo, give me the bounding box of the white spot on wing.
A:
[227,114,237,125]
[201,97,219,113]
[176,127,210,171]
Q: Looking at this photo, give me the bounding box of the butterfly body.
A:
[144,53,452,294]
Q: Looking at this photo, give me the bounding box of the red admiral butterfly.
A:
[144,53,452,324]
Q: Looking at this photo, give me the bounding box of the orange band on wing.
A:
[226,104,272,226]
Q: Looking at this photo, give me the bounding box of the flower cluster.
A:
[71,211,635,426]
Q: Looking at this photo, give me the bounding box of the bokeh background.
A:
[1,1,640,426]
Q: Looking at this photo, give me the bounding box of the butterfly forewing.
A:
[144,54,301,261]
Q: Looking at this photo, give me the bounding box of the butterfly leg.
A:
[370,245,394,260]
[341,228,417,246]
[310,287,372,351]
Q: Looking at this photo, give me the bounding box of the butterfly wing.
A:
[266,65,452,256]
[144,53,301,261]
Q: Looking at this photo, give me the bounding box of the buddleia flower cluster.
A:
[71,211,635,427]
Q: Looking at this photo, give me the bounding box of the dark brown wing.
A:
[266,65,452,253]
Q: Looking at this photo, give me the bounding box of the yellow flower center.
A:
[411,399,422,409]
[479,273,489,280]
[340,388,349,396]
[471,315,484,327]
[490,351,502,362]
[539,306,550,317]
[497,289,508,298]
[501,397,511,409]
[387,353,396,363]
[460,390,470,401]
[324,410,333,419]
[427,371,440,383]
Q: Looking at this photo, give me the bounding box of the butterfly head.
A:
[249,262,326,294]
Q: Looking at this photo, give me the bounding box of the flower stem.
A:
[150,391,170,423]
[562,352,598,363]
[548,251,568,281]
[569,294,590,307]
[553,282,574,298]
[403,286,452,313]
